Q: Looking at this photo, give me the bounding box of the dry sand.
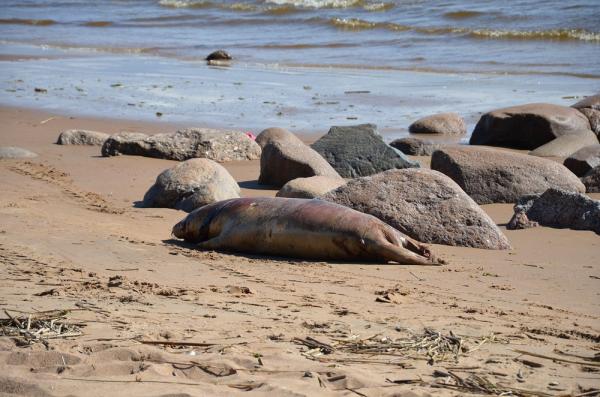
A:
[0,106,598,397]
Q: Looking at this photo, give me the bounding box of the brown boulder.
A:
[409,113,466,135]
[255,127,298,148]
[276,176,346,199]
[389,137,442,155]
[470,103,592,149]
[563,145,600,177]
[572,94,600,110]
[321,168,510,249]
[258,128,341,187]
[529,130,598,157]
[579,108,600,136]
[431,146,585,204]
[142,158,240,212]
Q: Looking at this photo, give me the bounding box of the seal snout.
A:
[172,219,186,239]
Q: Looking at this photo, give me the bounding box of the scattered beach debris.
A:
[0,309,83,345]
[295,328,500,365]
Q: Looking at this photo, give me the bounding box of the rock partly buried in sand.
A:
[56,129,109,146]
[172,197,443,265]
[258,128,340,187]
[276,176,346,199]
[0,146,37,159]
[529,130,598,157]
[431,146,585,204]
[470,103,592,149]
[563,144,600,177]
[389,137,442,156]
[511,188,600,234]
[142,158,240,212]
[311,124,419,178]
[321,168,510,249]
[581,166,600,193]
[409,112,466,135]
[101,128,261,162]
[206,50,232,61]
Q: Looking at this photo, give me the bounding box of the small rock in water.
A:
[206,50,232,61]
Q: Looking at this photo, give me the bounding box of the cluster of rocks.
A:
[46,92,600,244]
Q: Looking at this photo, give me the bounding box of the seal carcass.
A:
[172,197,442,265]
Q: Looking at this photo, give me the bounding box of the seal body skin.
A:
[172,197,442,265]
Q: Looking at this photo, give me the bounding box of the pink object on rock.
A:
[245,132,256,140]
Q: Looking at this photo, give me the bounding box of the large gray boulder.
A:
[311,124,419,178]
[321,168,510,249]
[431,146,585,204]
[409,113,466,135]
[102,128,261,162]
[581,166,600,193]
[470,103,592,149]
[389,137,442,156]
[276,176,346,199]
[142,158,239,212]
[57,129,109,146]
[0,146,37,159]
[563,144,600,176]
[529,130,598,157]
[511,188,600,234]
[258,128,340,187]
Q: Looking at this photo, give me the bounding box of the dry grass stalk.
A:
[0,309,82,345]
[432,371,554,397]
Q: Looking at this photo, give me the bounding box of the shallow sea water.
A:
[1,0,599,138]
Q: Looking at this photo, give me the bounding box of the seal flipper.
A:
[197,236,225,251]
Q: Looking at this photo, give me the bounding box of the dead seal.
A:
[172,197,442,265]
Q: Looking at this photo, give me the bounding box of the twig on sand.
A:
[39,116,57,125]
[514,349,600,368]
[137,339,248,348]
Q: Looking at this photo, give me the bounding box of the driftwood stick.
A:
[514,349,600,368]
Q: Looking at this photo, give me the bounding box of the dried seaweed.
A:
[0,309,82,345]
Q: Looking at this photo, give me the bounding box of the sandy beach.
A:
[0,105,598,396]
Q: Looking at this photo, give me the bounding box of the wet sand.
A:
[0,106,599,396]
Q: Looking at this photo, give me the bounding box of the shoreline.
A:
[2,52,597,140]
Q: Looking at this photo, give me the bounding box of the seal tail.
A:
[380,229,444,266]
[379,243,442,266]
